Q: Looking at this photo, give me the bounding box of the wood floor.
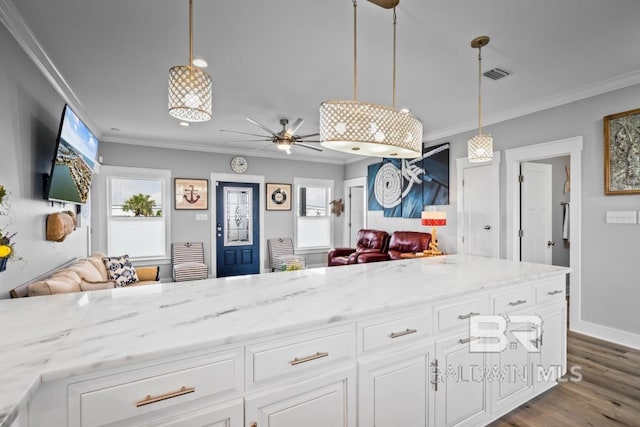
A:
[490,331,640,426]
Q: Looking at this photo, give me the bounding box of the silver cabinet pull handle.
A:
[289,351,329,366]
[547,290,563,295]
[389,328,418,339]
[136,386,194,407]
[458,312,479,320]
[508,299,527,306]
[430,360,438,391]
[459,337,475,344]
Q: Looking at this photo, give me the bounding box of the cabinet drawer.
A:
[71,348,242,427]
[246,325,355,387]
[535,277,566,304]
[360,310,432,353]
[493,288,533,314]
[436,297,489,333]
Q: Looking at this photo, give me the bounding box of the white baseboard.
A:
[571,319,640,350]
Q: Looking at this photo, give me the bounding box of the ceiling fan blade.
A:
[227,139,271,143]
[246,118,279,137]
[285,118,304,138]
[220,129,269,138]
[296,132,320,139]
[298,140,322,143]
[296,143,324,152]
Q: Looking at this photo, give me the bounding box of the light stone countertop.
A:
[0,255,570,426]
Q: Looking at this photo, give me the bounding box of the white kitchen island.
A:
[0,255,569,427]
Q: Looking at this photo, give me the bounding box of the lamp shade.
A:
[319,100,423,158]
[168,65,212,122]
[468,133,493,163]
[421,211,447,227]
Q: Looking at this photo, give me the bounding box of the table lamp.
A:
[421,210,447,255]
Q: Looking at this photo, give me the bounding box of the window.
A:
[294,177,333,252]
[101,166,171,261]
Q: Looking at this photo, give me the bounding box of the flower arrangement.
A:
[0,185,20,270]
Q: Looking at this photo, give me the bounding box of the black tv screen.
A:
[47,105,99,204]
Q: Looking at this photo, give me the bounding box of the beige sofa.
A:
[10,253,160,298]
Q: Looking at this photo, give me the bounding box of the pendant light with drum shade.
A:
[468,36,493,162]
[168,0,212,122]
[319,0,422,159]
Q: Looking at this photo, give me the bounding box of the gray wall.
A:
[347,83,640,336]
[0,24,89,298]
[97,142,345,276]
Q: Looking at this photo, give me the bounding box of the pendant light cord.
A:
[392,8,397,109]
[477,45,482,134]
[189,0,194,67]
[353,0,358,101]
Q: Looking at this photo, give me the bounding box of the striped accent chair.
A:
[267,238,306,272]
[171,242,208,282]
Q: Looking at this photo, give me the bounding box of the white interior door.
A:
[349,186,364,247]
[521,162,552,264]
[461,164,499,257]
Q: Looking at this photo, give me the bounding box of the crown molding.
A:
[0,0,101,135]
[424,68,640,142]
[102,135,348,165]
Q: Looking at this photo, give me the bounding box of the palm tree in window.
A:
[122,194,156,217]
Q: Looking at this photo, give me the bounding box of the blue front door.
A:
[215,181,260,277]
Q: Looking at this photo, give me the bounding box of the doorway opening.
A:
[343,177,367,247]
[505,136,583,330]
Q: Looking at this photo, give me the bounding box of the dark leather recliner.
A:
[327,229,390,266]
[357,231,432,263]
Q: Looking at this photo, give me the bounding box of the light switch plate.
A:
[195,213,208,221]
[605,211,637,224]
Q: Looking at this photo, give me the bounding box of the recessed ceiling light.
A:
[179,121,190,127]
[192,57,208,68]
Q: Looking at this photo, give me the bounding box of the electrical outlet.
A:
[605,211,637,224]
[195,214,208,221]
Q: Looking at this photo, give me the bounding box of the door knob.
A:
[547,240,555,247]
[484,225,491,230]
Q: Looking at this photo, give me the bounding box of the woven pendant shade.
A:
[168,65,212,122]
[320,100,422,158]
[468,133,493,163]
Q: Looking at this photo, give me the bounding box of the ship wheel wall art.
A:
[367,143,450,218]
[175,178,209,210]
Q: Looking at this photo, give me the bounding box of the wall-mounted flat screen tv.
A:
[47,104,99,205]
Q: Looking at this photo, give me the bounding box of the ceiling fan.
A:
[221,118,322,155]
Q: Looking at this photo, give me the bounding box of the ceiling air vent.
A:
[483,67,511,80]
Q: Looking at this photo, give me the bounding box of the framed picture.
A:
[266,183,291,210]
[175,178,208,210]
[604,108,640,195]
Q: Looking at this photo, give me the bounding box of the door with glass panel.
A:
[215,182,259,277]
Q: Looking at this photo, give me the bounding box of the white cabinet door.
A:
[490,325,534,413]
[359,344,435,427]
[435,335,488,427]
[245,367,355,427]
[535,304,567,388]
[153,398,243,427]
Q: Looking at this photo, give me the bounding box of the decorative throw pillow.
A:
[102,255,139,287]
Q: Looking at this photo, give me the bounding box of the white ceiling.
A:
[6,0,640,164]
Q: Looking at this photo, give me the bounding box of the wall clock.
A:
[230,156,248,174]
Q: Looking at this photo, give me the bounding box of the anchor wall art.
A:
[367,143,450,218]
[175,178,209,210]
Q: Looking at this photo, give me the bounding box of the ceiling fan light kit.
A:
[468,35,493,162]
[168,0,213,122]
[319,0,422,159]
